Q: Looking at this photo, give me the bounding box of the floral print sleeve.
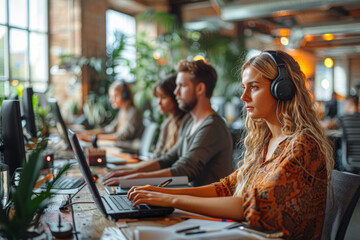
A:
[212,169,240,196]
[243,135,328,240]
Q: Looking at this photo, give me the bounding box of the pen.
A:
[175,225,200,233]
[157,178,173,187]
[181,216,234,222]
[185,229,220,235]
[34,173,54,189]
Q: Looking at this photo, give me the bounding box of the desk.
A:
[41,164,281,240]
[42,165,182,240]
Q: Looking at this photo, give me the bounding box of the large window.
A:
[0,0,48,96]
[106,10,136,82]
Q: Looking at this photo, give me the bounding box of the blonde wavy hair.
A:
[233,50,334,196]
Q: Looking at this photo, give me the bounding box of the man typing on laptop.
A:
[103,59,233,187]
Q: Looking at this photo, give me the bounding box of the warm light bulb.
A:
[324,58,334,68]
[280,37,289,46]
[322,33,334,41]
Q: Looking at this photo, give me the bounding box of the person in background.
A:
[77,81,144,150]
[323,91,338,119]
[320,95,359,129]
[152,74,190,158]
[104,59,234,187]
[128,50,334,239]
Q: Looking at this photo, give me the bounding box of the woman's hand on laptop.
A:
[103,169,136,181]
[128,189,175,208]
[102,172,145,186]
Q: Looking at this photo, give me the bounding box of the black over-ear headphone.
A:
[120,81,130,100]
[262,51,296,101]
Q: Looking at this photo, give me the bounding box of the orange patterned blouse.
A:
[213,134,328,240]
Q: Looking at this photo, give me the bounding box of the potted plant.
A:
[0,139,70,239]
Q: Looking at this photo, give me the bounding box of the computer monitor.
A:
[1,100,26,178]
[48,98,72,150]
[22,87,37,138]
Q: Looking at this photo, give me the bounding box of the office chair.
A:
[339,113,360,173]
[321,170,360,240]
[138,122,159,158]
[119,122,159,158]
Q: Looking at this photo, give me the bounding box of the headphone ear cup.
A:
[122,89,129,100]
[121,83,130,100]
[271,76,296,100]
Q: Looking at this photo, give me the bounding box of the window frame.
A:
[0,0,49,96]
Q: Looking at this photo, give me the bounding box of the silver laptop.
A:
[68,129,174,220]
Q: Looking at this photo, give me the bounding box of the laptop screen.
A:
[68,129,107,217]
[49,98,72,150]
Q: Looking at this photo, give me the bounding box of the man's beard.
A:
[179,97,197,112]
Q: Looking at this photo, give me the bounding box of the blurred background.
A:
[1,0,360,127]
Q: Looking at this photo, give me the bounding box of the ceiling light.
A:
[280,37,289,46]
[323,33,335,41]
[275,28,291,37]
[324,58,334,68]
[321,79,330,89]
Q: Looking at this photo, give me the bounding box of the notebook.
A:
[68,129,174,220]
[105,176,189,195]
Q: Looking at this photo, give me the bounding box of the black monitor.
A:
[22,87,37,138]
[1,100,26,178]
[48,98,72,150]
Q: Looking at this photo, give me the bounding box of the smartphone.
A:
[104,186,128,195]
[239,225,284,238]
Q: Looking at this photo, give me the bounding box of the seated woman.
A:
[77,81,144,150]
[103,75,190,183]
[128,51,334,239]
[152,74,190,158]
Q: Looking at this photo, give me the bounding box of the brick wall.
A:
[49,0,168,122]
[49,0,107,122]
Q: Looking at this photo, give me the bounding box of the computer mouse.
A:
[47,213,73,239]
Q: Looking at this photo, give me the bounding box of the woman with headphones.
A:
[77,81,144,150]
[127,51,334,239]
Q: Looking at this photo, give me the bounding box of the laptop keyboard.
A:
[40,176,85,189]
[108,196,149,210]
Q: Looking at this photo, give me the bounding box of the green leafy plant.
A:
[0,139,70,239]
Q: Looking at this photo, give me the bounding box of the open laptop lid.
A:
[49,98,72,150]
[68,129,107,217]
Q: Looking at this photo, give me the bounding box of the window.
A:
[0,0,48,96]
[106,10,136,82]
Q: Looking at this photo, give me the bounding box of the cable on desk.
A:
[63,201,94,208]
[70,198,79,240]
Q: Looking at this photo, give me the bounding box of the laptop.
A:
[68,129,174,220]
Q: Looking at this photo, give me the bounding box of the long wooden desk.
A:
[42,164,184,240]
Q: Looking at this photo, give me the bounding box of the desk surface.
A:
[44,164,183,240]
[42,162,280,240]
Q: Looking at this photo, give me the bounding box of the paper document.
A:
[120,176,188,189]
[134,226,266,240]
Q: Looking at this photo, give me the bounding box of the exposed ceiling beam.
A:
[220,0,360,21]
